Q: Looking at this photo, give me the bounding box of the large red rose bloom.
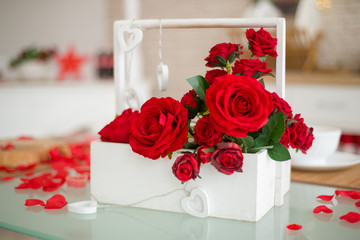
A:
[205,74,274,138]
[129,97,188,159]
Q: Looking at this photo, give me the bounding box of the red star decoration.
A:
[56,47,87,80]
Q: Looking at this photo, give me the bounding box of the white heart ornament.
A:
[157,63,169,92]
[68,200,97,214]
[181,188,210,218]
[117,25,143,52]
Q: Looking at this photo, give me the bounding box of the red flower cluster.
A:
[99,27,313,183]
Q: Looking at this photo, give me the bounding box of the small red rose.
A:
[204,69,227,86]
[129,97,188,160]
[180,89,199,118]
[211,142,244,175]
[197,145,213,164]
[205,43,243,67]
[285,114,314,153]
[98,108,139,143]
[172,152,200,182]
[271,92,293,119]
[194,115,223,147]
[246,27,278,57]
[232,58,272,78]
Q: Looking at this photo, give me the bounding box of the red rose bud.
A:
[232,59,272,78]
[271,92,293,119]
[129,97,188,160]
[197,145,214,164]
[98,108,139,143]
[194,115,223,147]
[205,43,243,67]
[206,74,274,138]
[205,69,227,86]
[246,28,278,58]
[172,153,200,182]
[211,142,244,175]
[180,89,199,118]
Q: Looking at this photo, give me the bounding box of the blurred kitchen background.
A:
[0,0,359,153]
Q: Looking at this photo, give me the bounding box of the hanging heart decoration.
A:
[117,25,143,52]
[181,187,210,218]
[157,63,169,92]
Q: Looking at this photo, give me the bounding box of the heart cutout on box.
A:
[117,25,143,52]
[181,187,210,218]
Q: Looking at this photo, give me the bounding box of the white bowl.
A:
[291,125,341,164]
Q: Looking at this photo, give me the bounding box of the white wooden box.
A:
[90,18,289,221]
[91,140,276,221]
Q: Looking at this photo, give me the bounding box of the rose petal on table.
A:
[1,143,15,150]
[356,200,360,207]
[16,163,37,171]
[17,136,34,140]
[15,182,30,189]
[25,199,45,207]
[1,176,14,181]
[316,194,334,201]
[44,194,68,209]
[286,224,302,230]
[339,212,360,223]
[25,172,34,176]
[5,168,16,173]
[313,205,333,213]
[335,190,360,199]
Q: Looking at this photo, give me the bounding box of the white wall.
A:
[0,0,109,79]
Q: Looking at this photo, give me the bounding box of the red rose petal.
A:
[339,212,360,223]
[286,224,302,230]
[15,182,30,189]
[0,166,7,171]
[313,205,333,214]
[1,143,15,150]
[44,194,68,209]
[335,190,360,199]
[25,172,34,176]
[25,199,45,207]
[17,136,34,140]
[16,163,37,171]
[316,194,334,201]
[5,168,16,173]
[1,176,14,181]
[356,200,360,207]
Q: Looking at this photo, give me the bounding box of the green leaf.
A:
[184,141,199,149]
[267,142,291,161]
[263,111,285,142]
[215,55,227,67]
[259,56,266,62]
[186,75,209,101]
[269,72,275,78]
[227,52,237,64]
[258,78,265,87]
[202,147,215,153]
[236,136,254,153]
[253,134,269,148]
[252,71,262,79]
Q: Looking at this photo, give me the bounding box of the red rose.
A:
[271,92,293,119]
[205,74,274,138]
[211,142,243,175]
[180,89,199,118]
[194,115,223,147]
[98,108,138,143]
[129,97,188,159]
[196,145,213,164]
[204,43,243,67]
[283,114,314,153]
[232,59,272,78]
[246,28,278,57]
[172,152,200,182]
[205,69,227,86]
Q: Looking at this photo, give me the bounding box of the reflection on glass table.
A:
[0,177,359,240]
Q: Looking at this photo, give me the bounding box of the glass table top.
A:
[0,177,359,240]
